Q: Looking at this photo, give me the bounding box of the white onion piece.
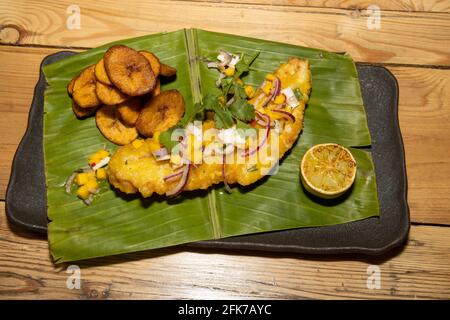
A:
[281,87,300,108]
[207,61,219,69]
[152,148,170,161]
[166,164,191,197]
[229,54,240,67]
[92,156,110,170]
[217,51,232,65]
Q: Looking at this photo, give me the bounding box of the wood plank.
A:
[0,0,449,65]
[393,66,450,225]
[184,0,450,13]
[0,202,449,299]
[0,46,449,224]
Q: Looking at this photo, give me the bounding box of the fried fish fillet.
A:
[107,57,311,197]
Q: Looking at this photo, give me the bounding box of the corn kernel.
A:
[89,156,101,165]
[97,149,109,159]
[85,179,99,193]
[171,153,182,165]
[153,132,160,144]
[262,81,272,95]
[74,173,89,186]
[96,168,107,180]
[76,185,90,200]
[225,67,235,77]
[244,85,255,98]
[86,171,96,180]
[274,94,286,104]
[235,78,244,85]
[132,139,143,149]
[265,74,276,81]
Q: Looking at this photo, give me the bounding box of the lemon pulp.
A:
[300,143,357,199]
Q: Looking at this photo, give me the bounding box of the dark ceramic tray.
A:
[6,51,410,255]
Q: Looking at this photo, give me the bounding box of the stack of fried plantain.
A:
[67,45,181,145]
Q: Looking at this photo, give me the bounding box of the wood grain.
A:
[394,66,450,225]
[1,0,449,65]
[0,202,449,299]
[182,0,450,13]
[1,45,449,224]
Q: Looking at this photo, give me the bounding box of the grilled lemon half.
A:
[300,143,357,199]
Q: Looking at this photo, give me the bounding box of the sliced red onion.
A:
[152,148,170,161]
[83,194,94,206]
[272,109,295,122]
[166,164,191,197]
[164,170,184,182]
[243,112,271,157]
[259,77,281,108]
[271,77,281,99]
[207,61,219,69]
[64,172,78,194]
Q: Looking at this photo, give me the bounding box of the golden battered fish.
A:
[107,57,311,197]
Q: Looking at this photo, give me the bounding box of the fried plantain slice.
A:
[95,81,129,105]
[136,89,185,137]
[67,76,77,97]
[96,105,139,145]
[139,51,161,78]
[152,78,161,96]
[73,65,96,91]
[73,83,101,108]
[104,45,156,96]
[159,63,177,77]
[117,98,142,126]
[94,58,113,85]
[72,101,97,119]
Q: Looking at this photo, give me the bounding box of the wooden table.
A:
[1,0,449,300]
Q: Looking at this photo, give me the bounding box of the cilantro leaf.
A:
[234,51,260,79]
[228,83,255,122]
[229,98,255,122]
[203,93,234,129]
[180,102,204,127]
[159,127,177,152]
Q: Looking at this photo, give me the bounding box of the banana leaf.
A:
[43,29,379,262]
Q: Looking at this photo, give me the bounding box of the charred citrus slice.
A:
[104,45,155,96]
[300,143,357,199]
